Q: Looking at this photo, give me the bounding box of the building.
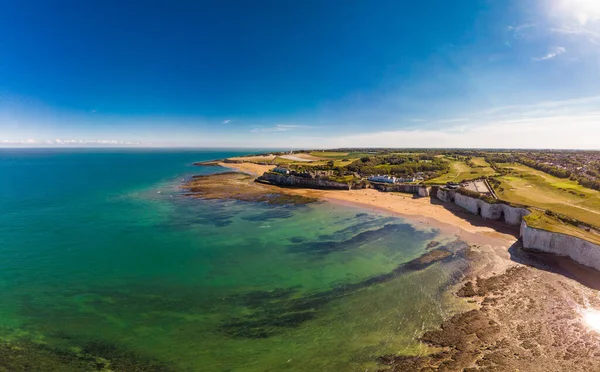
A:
[272,167,290,175]
[368,175,397,184]
[396,176,416,183]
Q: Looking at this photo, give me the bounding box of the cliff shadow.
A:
[427,197,520,238]
[508,240,600,291]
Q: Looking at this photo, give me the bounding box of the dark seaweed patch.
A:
[0,339,172,372]
[317,216,398,241]
[232,287,300,308]
[220,247,462,339]
[289,223,434,256]
[289,236,305,243]
[81,340,172,371]
[163,200,237,228]
[222,311,318,338]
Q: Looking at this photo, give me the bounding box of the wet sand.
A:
[202,162,600,371]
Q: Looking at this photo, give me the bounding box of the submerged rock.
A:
[426,240,441,250]
[403,249,453,271]
[182,172,317,205]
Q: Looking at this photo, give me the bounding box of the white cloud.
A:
[312,95,600,149]
[533,46,567,61]
[250,124,306,133]
[508,23,536,39]
[234,96,600,149]
[324,112,600,149]
[222,119,231,124]
[551,26,600,44]
[436,118,470,124]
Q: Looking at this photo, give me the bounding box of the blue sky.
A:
[1,0,600,148]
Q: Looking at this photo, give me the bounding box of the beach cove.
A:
[0,149,486,371]
[189,160,600,371]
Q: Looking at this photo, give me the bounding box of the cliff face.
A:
[436,189,529,225]
[435,188,600,269]
[521,221,600,271]
[436,188,453,203]
[257,173,351,190]
[371,183,430,197]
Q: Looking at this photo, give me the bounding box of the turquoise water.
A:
[0,149,470,371]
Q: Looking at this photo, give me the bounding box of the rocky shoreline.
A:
[182,172,318,205]
[378,244,600,371]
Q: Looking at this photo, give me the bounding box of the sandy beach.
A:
[216,162,517,245]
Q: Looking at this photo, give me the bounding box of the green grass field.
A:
[471,157,490,167]
[494,163,600,227]
[524,210,600,245]
[309,151,350,158]
[426,159,496,184]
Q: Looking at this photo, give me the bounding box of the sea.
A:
[0,148,471,371]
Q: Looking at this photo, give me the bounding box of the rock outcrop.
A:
[257,172,352,190]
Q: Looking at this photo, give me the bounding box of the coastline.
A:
[206,161,600,371]
[214,161,517,247]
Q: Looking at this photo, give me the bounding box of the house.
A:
[368,175,397,184]
[272,167,290,175]
[396,176,416,183]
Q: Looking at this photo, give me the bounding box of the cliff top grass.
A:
[494,163,600,227]
[425,158,496,184]
[524,210,600,246]
[470,157,492,167]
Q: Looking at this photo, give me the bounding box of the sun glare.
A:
[583,309,600,332]
[557,0,600,24]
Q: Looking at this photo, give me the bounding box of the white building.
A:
[368,175,396,184]
[272,167,290,175]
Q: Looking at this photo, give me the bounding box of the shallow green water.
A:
[0,149,470,371]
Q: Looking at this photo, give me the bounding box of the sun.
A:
[556,0,600,24]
